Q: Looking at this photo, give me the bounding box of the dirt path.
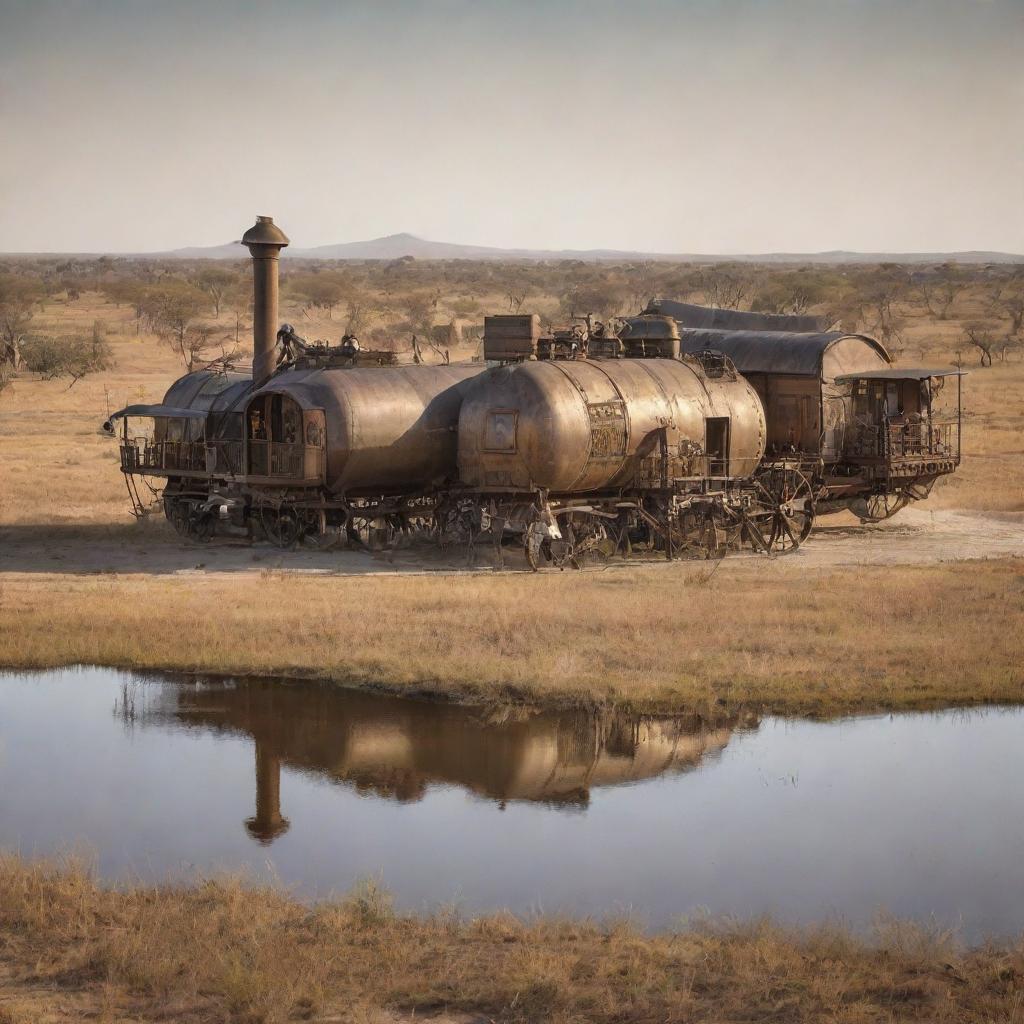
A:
[1,505,1021,581]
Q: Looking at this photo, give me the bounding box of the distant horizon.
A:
[2,228,1021,263]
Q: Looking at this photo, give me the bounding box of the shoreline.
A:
[1,854,1020,1023]
[2,557,1022,718]
[4,658,1024,722]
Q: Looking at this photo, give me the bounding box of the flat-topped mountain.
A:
[156,234,1024,263]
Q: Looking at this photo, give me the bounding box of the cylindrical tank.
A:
[458,357,765,493]
[249,363,484,495]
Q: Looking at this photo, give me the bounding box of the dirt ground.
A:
[1,504,1020,581]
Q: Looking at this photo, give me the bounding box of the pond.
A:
[1,667,1021,941]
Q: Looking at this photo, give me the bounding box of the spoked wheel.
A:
[851,491,908,523]
[557,510,616,569]
[748,468,816,555]
[165,496,214,542]
[260,504,305,549]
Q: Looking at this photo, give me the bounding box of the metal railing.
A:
[121,439,213,474]
[121,439,312,478]
[847,420,959,460]
[246,439,325,480]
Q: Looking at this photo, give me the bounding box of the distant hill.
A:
[11,233,1023,263]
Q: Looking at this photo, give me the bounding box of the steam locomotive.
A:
[105,217,963,568]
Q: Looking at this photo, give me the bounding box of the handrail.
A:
[846,420,958,460]
[120,438,323,480]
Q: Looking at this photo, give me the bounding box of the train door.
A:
[821,396,845,460]
[246,393,322,480]
[705,417,730,476]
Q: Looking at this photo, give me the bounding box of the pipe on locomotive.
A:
[241,215,290,387]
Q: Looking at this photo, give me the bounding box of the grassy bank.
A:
[1,559,1022,716]
[0,855,1021,1024]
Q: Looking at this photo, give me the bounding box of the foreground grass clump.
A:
[0,855,1021,1024]
[1,559,1022,715]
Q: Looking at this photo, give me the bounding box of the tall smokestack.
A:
[241,215,290,386]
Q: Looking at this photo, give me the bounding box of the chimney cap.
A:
[242,215,290,249]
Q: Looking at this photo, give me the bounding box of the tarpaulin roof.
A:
[833,368,967,382]
[107,404,208,420]
[678,329,891,377]
[646,298,828,333]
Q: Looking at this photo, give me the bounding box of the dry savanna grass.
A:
[1,559,1022,715]
[0,854,1021,1024]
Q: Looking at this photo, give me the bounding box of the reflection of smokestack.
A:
[241,215,290,386]
[245,742,290,845]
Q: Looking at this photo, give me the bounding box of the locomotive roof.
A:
[163,370,253,413]
[677,329,891,378]
[646,298,828,333]
[833,367,967,382]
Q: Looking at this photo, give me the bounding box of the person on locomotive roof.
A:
[276,323,307,367]
[340,333,361,356]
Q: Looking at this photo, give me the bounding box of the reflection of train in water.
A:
[124,677,747,844]
[105,216,963,566]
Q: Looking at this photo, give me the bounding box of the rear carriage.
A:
[669,325,963,522]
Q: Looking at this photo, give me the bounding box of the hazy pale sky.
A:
[1,0,1022,254]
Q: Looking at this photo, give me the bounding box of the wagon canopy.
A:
[833,368,967,382]
[106,404,207,421]
[645,298,828,333]
[677,329,891,381]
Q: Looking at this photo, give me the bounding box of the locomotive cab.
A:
[244,391,325,484]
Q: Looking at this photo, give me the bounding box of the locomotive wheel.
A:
[165,496,213,542]
[749,469,815,555]
[261,505,304,549]
[557,510,614,568]
[852,491,908,523]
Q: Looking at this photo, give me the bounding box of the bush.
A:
[20,320,113,385]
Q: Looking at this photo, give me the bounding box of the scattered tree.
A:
[962,324,995,367]
[193,266,239,317]
[916,264,967,320]
[0,273,43,372]
[20,319,113,387]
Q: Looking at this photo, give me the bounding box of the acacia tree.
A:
[988,270,1024,337]
[19,319,113,388]
[193,266,239,317]
[916,264,968,320]
[505,272,532,313]
[696,265,751,309]
[0,273,43,372]
[147,283,212,369]
[962,324,995,366]
[226,283,251,345]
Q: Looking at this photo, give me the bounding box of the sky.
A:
[0,0,1022,254]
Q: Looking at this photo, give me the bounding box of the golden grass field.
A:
[2,854,1022,1024]
[2,561,1022,715]
[1,290,1023,717]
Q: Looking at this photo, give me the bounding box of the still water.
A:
[1,667,1021,940]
